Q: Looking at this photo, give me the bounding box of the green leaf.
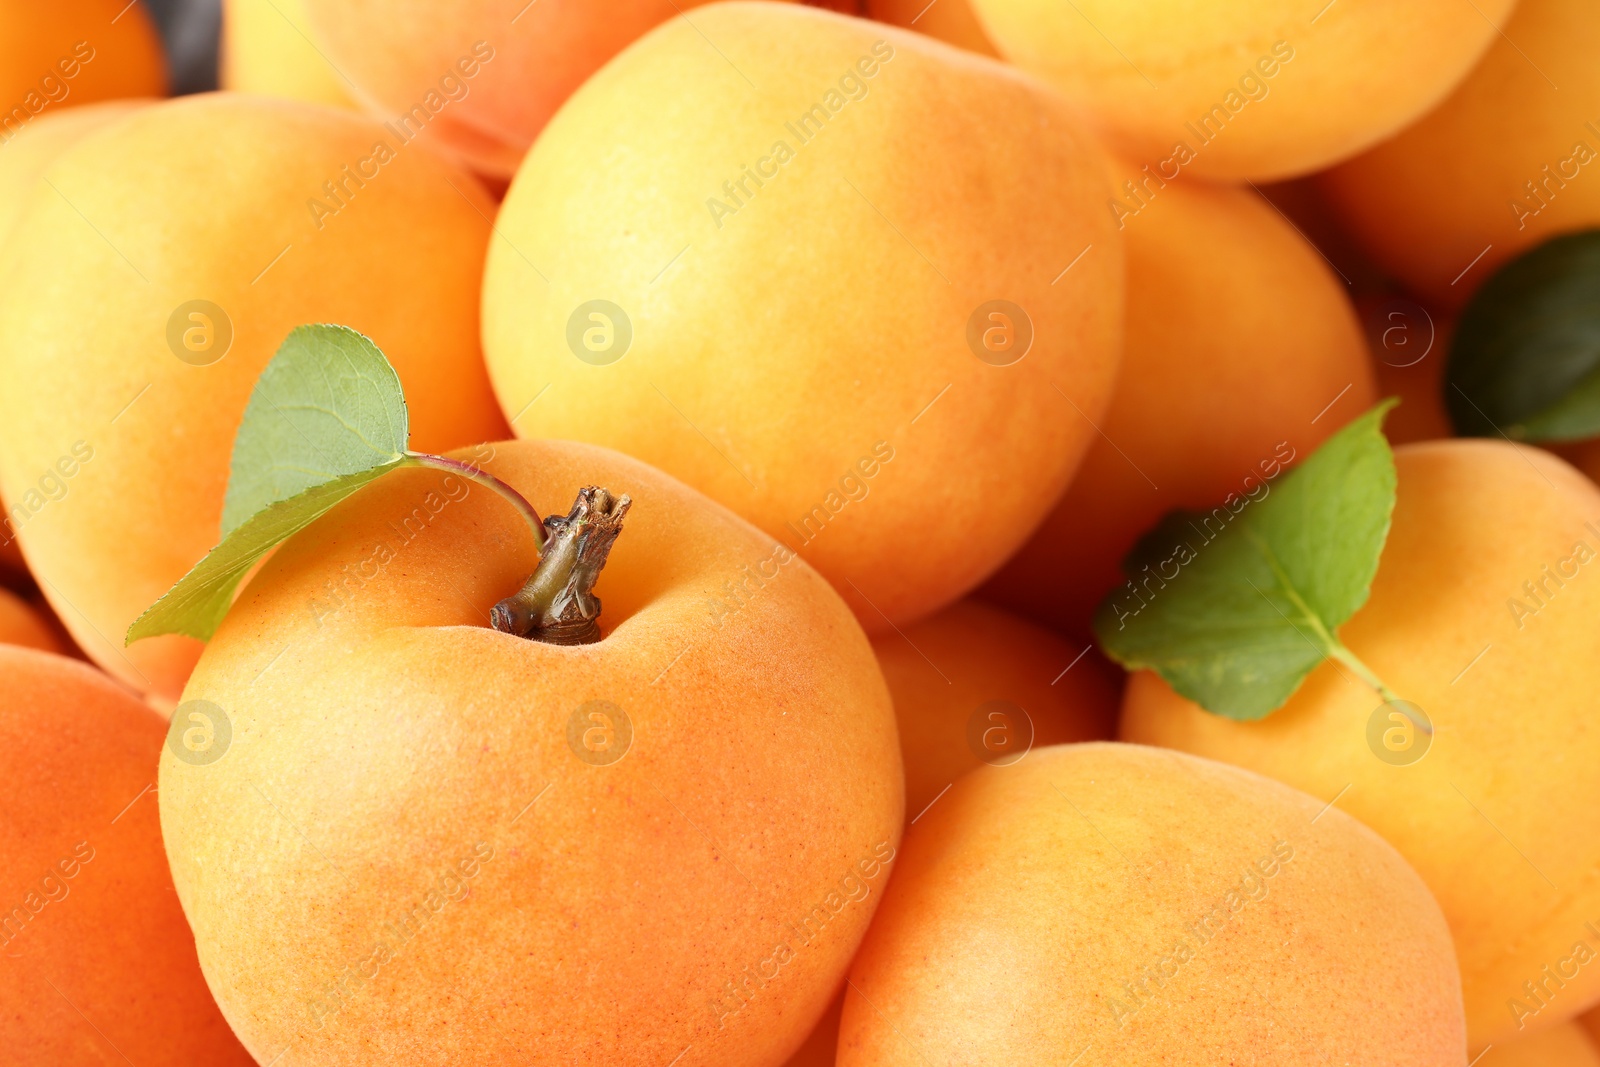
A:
[1093,400,1399,721]
[127,462,412,643]
[221,324,409,535]
[128,323,416,645]
[1447,229,1600,442]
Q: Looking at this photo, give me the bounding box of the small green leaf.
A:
[1093,400,1399,721]
[1447,229,1600,442]
[127,462,412,643]
[129,323,416,645]
[221,324,409,535]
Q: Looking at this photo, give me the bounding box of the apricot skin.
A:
[0,648,253,1065]
[0,586,63,653]
[1484,1022,1600,1067]
[299,0,784,178]
[873,599,1118,820]
[1123,441,1600,1045]
[0,93,508,704]
[1320,0,1600,308]
[864,0,998,56]
[839,743,1466,1065]
[484,2,1122,634]
[984,176,1373,638]
[0,1,165,123]
[966,0,1513,181]
[222,0,357,109]
[160,438,904,1067]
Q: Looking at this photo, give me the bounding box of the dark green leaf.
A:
[1093,400,1398,720]
[1447,229,1600,442]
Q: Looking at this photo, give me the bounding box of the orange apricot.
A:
[1320,0,1600,307]
[984,174,1372,637]
[1483,1022,1600,1067]
[1123,440,1600,1044]
[0,0,165,143]
[0,585,63,653]
[0,647,252,1064]
[0,93,508,703]
[297,0,794,179]
[864,0,998,55]
[159,438,903,1066]
[839,743,1466,1065]
[873,599,1118,820]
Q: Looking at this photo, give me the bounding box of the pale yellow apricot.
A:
[222,0,357,109]
[484,2,1122,632]
[967,0,1513,180]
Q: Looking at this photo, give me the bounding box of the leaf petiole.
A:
[405,452,547,553]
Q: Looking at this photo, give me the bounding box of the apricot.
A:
[1320,0,1600,308]
[864,0,998,56]
[839,742,1465,1064]
[1484,1022,1600,1067]
[0,0,165,139]
[0,585,62,653]
[0,92,508,703]
[1122,440,1600,1045]
[966,0,1512,181]
[159,438,903,1066]
[297,0,783,179]
[0,647,252,1064]
[484,2,1122,632]
[0,98,149,249]
[984,175,1372,637]
[222,0,358,109]
[873,599,1118,820]
[781,989,844,1067]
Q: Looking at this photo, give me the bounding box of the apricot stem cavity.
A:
[490,486,631,645]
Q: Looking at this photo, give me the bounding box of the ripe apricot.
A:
[0,585,63,653]
[222,0,357,109]
[0,99,150,251]
[1123,440,1600,1045]
[864,0,997,56]
[0,93,508,703]
[1484,1022,1600,1067]
[966,0,1512,181]
[839,743,1465,1065]
[1320,0,1600,308]
[160,438,903,1066]
[297,0,789,178]
[484,2,1122,632]
[984,175,1372,637]
[873,599,1118,820]
[0,0,165,141]
[0,647,252,1064]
